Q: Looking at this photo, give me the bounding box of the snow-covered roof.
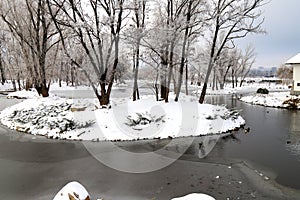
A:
[286,53,300,64]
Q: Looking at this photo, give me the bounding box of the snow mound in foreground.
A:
[53,181,90,200]
[53,182,215,200]
[171,193,216,200]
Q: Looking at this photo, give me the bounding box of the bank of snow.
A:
[192,83,289,96]
[240,92,300,109]
[0,93,245,141]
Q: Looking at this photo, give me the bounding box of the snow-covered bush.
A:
[125,112,165,130]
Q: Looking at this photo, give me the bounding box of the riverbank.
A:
[240,92,300,109]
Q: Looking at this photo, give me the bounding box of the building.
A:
[286,53,300,95]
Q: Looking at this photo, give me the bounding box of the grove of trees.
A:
[0,0,267,106]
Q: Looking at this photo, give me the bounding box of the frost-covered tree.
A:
[47,0,127,106]
[236,45,256,87]
[142,0,205,102]
[0,0,61,97]
[127,0,148,101]
[198,0,266,103]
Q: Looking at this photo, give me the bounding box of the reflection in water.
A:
[116,133,234,160]
[289,112,300,144]
[287,112,300,158]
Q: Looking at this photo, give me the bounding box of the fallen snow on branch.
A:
[240,92,300,109]
[0,93,245,141]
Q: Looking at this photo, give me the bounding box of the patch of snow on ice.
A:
[171,193,216,200]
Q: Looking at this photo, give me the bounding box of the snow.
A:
[240,92,300,109]
[0,93,245,141]
[0,97,95,140]
[0,81,14,91]
[192,83,289,96]
[50,82,92,91]
[286,53,300,64]
[171,193,216,200]
[52,182,214,200]
[53,181,90,200]
[49,81,128,92]
[6,89,40,99]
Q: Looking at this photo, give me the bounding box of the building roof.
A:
[286,53,300,64]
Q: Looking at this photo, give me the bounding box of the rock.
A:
[70,107,86,112]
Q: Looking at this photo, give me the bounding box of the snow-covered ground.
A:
[240,92,300,109]
[0,91,245,141]
[192,83,289,95]
[6,88,40,99]
[50,82,92,91]
[50,81,128,91]
[0,81,15,91]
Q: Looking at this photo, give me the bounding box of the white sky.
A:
[236,0,300,68]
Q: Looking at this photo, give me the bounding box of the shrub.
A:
[257,88,269,94]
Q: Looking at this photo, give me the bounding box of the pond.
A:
[204,94,300,190]
[1,88,300,192]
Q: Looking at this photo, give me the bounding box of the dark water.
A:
[204,94,300,190]
[2,88,300,190]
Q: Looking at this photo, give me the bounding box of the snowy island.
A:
[0,90,245,141]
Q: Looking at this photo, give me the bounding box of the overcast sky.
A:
[236,0,300,68]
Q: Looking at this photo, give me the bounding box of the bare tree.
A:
[0,0,61,97]
[47,0,126,106]
[237,45,256,87]
[198,0,266,103]
[175,0,203,101]
[277,64,293,84]
[131,0,147,101]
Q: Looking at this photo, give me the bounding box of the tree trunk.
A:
[166,42,175,103]
[17,73,21,90]
[199,82,208,104]
[160,62,168,100]
[0,56,5,85]
[185,50,189,95]
[175,0,192,102]
[12,80,17,91]
[133,39,141,101]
